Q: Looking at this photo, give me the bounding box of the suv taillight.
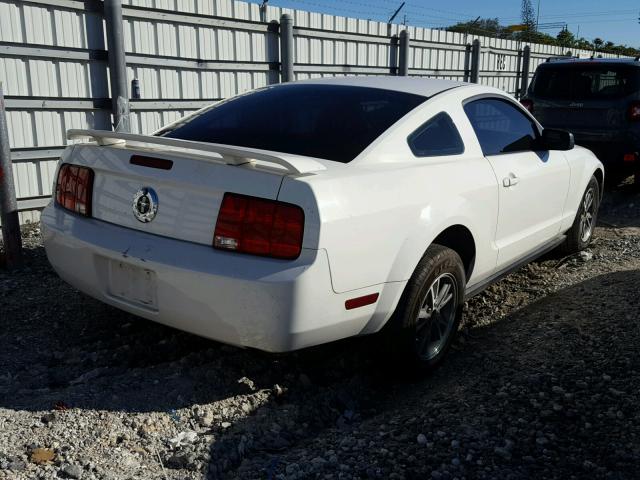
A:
[520,99,534,113]
[55,164,94,217]
[213,193,305,260]
[628,101,640,121]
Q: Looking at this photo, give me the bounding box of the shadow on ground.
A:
[232,268,640,479]
[599,174,640,228]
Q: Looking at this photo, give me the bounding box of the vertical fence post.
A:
[389,34,399,75]
[515,49,523,98]
[398,29,410,76]
[470,39,481,83]
[463,43,472,82]
[0,82,22,268]
[280,14,294,83]
[267,20,281,85]
[104,0,130,132]
[520,45,531,98]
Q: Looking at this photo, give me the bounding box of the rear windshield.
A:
[531,64,640,100]
[157,84,427,163]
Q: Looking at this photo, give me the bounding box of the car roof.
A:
[542,57,640,66]
[288,76,469,97]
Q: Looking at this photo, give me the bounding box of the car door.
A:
[463,97,570,269]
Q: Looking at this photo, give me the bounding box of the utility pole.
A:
[535,0,541,31]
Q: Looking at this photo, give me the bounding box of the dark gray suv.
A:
[522,58,640,186]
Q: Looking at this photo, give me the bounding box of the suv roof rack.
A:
[546,56,579,62]
[546,56,639,63]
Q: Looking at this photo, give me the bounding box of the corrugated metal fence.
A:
[0,0,620,224]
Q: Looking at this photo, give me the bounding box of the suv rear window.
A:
[157,84,427,163]
[531,64,640,100]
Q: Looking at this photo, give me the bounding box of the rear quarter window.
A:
[408,112,464,157]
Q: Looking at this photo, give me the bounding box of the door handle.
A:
[502,174,519,187]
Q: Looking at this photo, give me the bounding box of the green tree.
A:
[447,18,507,37]
[556,29,575,47]
[575,37,592,50]
[520,0,536,41]
[521,0,536,29]
[444,18,640,57]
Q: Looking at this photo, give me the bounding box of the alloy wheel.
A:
[579,188,596,243]
[415,273,458,361]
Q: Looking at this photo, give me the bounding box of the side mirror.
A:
[540,128,574,151]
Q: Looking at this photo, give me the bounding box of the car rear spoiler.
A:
[66,129,327,175]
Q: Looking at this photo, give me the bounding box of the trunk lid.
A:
[65,131,328,246]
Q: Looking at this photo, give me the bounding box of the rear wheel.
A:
[382,244,465,373]
[561,176,599,254]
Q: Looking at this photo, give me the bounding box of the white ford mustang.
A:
[42,77,603,371]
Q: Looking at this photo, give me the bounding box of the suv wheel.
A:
[382,244,465,373]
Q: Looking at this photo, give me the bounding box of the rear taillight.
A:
[628,101,640,121]
[55,164,94,217]
[213,193,304,260]
[520,99,534,113]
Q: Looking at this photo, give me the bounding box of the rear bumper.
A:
[41,205,397,352]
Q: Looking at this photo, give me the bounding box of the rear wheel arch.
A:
[379,243,466,373]
[366,223,477,335]
[593,167,604,199]
[431,225,476,281]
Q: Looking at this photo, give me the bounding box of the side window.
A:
[463,98,539,155]
[408,112,465,157]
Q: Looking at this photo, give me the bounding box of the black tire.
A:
[381,244,466,374]
[561,176,600,254]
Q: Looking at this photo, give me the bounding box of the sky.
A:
[252,0,640,47]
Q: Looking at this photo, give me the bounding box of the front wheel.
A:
[561,176,600,254]
[382,244,465,373]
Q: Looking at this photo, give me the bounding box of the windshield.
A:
[157,84,427,163]
[531,64,640,101]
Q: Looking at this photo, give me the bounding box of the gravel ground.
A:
[0,181,639,480]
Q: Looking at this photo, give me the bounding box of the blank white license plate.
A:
[107,260,158,310]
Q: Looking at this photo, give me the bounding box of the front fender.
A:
[560,147,604,232]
